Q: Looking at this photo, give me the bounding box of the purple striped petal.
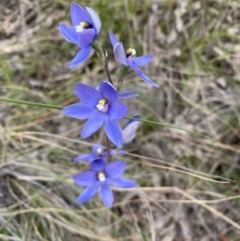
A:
[107,177,138,188]
[68,45,92,68]
[100,183,113,208]
[75,182,100,204]
[99,81,118,103]
[86,7,101,35]
[59,24,78,44]
[75,83,101,107]
[113,42,127,66]
[78,29,95,48]
[62,103,96,119]
[71,3,93,26]
[104,117,122,148]
[73,153,96,162]
[108,102,128,120]
[139,73,159,87]
[132,55,152,66]
[109,31,118,47]
[105,161,126,178]
[118,90,138,99]
[73,171,97,186]
[90,158,106,172]
[81,112,105,138]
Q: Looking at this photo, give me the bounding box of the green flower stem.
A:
[117,65,128,91]
[93,41,113,85]
[92,41,104,56]
[0,97,62,110]
[93,41,114,157]
[103,58,113,85]
[105,135,112,163]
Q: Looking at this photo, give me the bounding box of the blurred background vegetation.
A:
[1,0,240,240]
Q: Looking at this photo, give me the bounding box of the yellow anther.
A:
[79,21,92,29]
[98,171,105,181]
[126,48,136,57]
[98,98,108,106]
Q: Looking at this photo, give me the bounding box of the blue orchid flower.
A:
[123,114,140,144]
[73,143,125,163]
[109,31,158,87]
[62,81,128,147]
[73,158,137,208]
[59,3,101,68]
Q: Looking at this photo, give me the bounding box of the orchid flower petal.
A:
[75,182,100,204]
[62,103,96,119]
[130,65,145,75]
[73,153,96,162]
[132,55,152,66]
[86,7,102,35]
[73,171,97,186]
[123,114,140,144]
[81,112,105,138]
[105,161,126,178]
[75,83,101,107]
[59,24,78,44]
[107,177,138,188]
[113,42,128,66]
[122,122,139,144]
[100,183,113,208]
[139,74,159,87]
[104,117,122,148]
[108,102,128,120]
[127,114,140,125]
[90,158,106,172]
[109,31,118,47]
[78,29,95,48]
[68,45,92,68]
[71,2,93,26]
[99,81,118,103]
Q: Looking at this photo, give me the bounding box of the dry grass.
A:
[1,0,240,240]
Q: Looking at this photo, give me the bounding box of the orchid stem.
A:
[105,135,111,163]
[92,41,113,85]
[104,52,113,85]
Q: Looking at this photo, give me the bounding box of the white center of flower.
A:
[97,148,103,156]
[98,171,106,182]
[96,98,109,113]
[75,25,83,32]
[126,48,136,57]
